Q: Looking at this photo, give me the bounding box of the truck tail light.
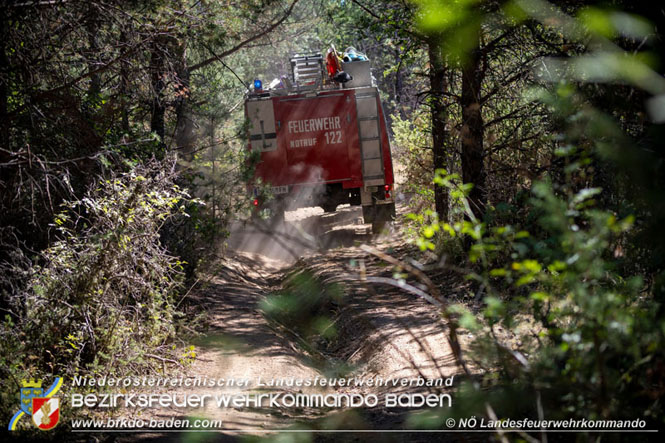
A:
[253,198,259,207]
[384,184,392,199]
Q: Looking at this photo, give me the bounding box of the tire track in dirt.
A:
[184,253,332,430]
[222,203,472,435]
[117,206,376,440]
[115,251,334,442]
[119,202,469,441]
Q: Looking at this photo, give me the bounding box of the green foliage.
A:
[392,107,433,195]
[0,161,192,424]
[410,166,663,427]
[401,1,665,429]
[260,270,344,349]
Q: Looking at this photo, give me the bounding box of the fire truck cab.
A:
[245,52,395,233]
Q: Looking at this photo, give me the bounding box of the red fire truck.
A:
[245,52,395,232]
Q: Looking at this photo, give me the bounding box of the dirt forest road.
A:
[120,203,470,442]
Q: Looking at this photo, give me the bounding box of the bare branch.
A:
[188,0,301,73]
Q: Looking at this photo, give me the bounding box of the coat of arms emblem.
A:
[20,380,43,415]
[8,377,62,431]
[31,397,60,430]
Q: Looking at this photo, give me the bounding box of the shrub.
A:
[0,160,193,423]
[412,170,664,429]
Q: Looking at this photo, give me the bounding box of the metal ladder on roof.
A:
[290,53,323,90]
[355,89,385,187]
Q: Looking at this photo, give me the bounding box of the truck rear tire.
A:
[270,208,285,225]
[349,190,361,206]
[363,202,396,224]
[371,221,387,234]
[322,203,337,213]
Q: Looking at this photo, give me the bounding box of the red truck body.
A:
[245,55,396,228]
[253,89,394,191]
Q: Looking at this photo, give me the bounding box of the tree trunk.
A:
[428,38,449,221]
[119,31,130,134]
[149,38,166,148]
[460,27,486,219]
[174,41,195,162]
[0,21,8,153]
[86,14,101,100]
[393,44,405,119]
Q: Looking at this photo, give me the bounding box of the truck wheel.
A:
[322,203,337,213]
[270,208,285,225]
[349,190,361,206]
[372,221,387,234]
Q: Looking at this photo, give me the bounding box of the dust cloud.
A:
[226,204,374,266]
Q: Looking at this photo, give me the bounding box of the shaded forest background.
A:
[1,0,665,437]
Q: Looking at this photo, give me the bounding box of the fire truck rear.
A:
[245,52,395,233]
